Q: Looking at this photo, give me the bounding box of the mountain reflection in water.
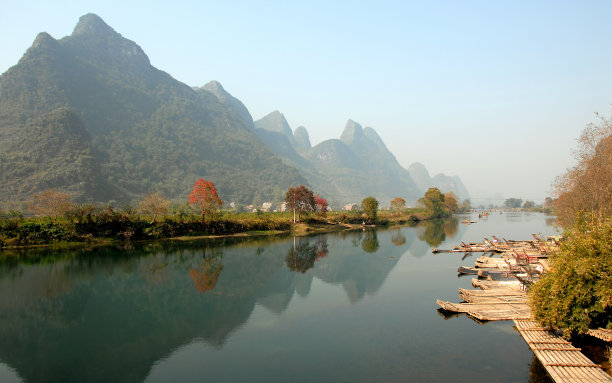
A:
[0,230,404,383]
[0,213,559,382]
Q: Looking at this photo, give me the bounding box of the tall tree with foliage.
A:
[529,216,612,338]
[188,179,223,222]
[139,192,170,223]
[361,196,379,222]
[285,185,315,223]
[522,200,535,209]
[29,189,73,223]
[390,197,406,216]
[458,199,472,213]
[553,113,611,226]
[314,195,328,218]
[443,192,458,214]
[418,188,446,218]
[529,113,612,336]
[504,198,523,209]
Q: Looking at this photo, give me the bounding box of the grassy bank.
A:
[0,207,445,249]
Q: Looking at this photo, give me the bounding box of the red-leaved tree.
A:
[314,195,328,217]
[188,179,223,221]
[285,185,315,223]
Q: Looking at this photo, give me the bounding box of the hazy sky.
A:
[2,1,611,204]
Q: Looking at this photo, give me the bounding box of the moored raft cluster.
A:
[435,235,557,319]
[435,236,612,382]
[436,278,530,321]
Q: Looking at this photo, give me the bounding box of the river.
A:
[0,212,558,382]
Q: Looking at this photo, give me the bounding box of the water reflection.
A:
[417,217,459,247]
[286,238,320,273]
[444,217,459,237]
[285,236,329,273]
[189,250,223,294]
[0,215,555,383]
[390,227,406,246]
[529,356,554,383]
[361,230,379,253]
[0,230,406,382]
[436,308,488,325]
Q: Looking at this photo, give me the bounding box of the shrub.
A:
[529,215,612,338]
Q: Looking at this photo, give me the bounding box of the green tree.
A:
[528,113,612,339]
[418,188,446,218]
[443,192,458,214]
[171,202,193,223]
[529,216,612,338]
[361,196,379,222]
[522,200,535,209]
[504,198,523,208]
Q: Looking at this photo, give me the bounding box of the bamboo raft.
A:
[433,235,560,256]
[437,237,611,382]
[432,247,500,253]
[471,278,524,291]
[587,328,612,343]
[438,289,612,380]
[457,266,508,276]
[436,299,531,321]
[514,319,612,382]
[437,281,530,320]
[458,287,527,303]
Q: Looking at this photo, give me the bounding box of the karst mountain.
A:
[0,13,468,207]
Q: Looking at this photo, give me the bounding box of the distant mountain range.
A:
[252,111,469,206]
[0,13,468,208]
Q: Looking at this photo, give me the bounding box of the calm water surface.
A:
[0,212,558,382]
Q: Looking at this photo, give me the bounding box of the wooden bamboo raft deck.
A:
[458,287,528,303]
[514,319,612,382]
[587,328,612,343]
[437,238,610,381]
[471,278,524,291]
[436,299,531,321]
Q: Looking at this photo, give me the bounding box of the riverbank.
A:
[0,209,445,250]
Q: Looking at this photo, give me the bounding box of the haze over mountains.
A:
[0,13,468,208]
[252,111,469,206]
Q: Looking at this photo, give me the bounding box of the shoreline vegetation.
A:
[0,207,455,251]
[1,185,471,251]
[526,114,612,340]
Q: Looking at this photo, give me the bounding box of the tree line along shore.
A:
[0,183,469,249]
[526,114,611,342]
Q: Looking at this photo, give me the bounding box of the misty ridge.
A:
[0,13,468,208]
